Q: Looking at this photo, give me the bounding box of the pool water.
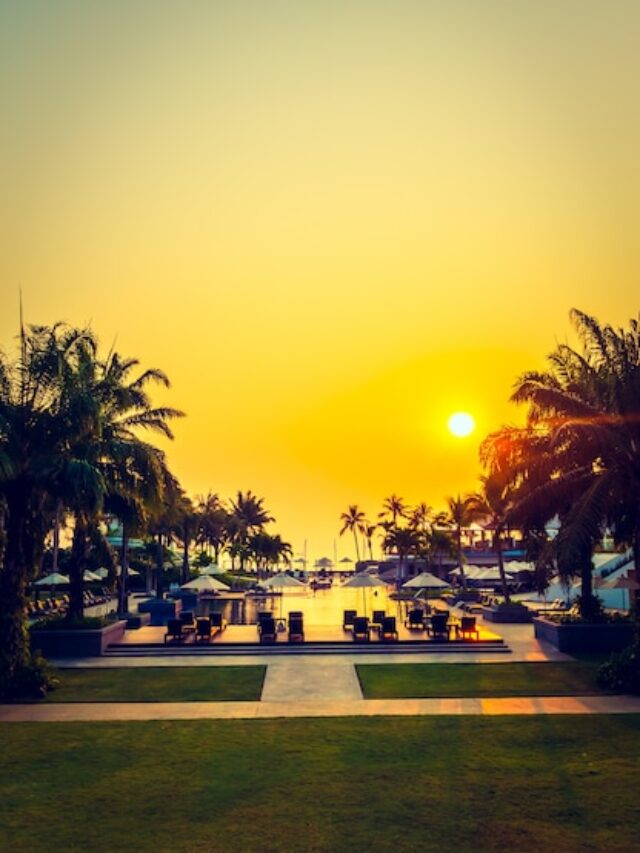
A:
[197,584,414,627]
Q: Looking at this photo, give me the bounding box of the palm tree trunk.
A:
[352,530,361,564]
[496,534,511,603]
[52,502,62,573]
[155,533,164,598]
[118,523,129,616]
[457,527,467,592]
[181,531,190,585]
[633,526,640,640]
[68,515,88,620]
[0,492,32,690]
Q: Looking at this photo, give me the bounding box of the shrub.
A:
[31,615,111,631]
[598,644,640,694]
[0,654,59,701]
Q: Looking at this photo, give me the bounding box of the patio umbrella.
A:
[34,572,70,587]
[94,567,109,579]
[260,573,306,617]
[342,573,386,616]
[402,572,448,589]
[199,563,226,575]
[83,570,102,582]
[181,575,229,592]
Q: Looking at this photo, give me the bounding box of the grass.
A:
[43,666,265,702]
[1,716,639,852]
[356,661,609,699]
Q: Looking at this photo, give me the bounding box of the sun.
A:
[448,411,475,438]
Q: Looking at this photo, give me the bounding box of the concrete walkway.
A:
[2,694,640,722]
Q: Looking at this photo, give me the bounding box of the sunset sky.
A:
[2,1,639,560]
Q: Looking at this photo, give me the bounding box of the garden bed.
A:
[30,620,127,658]
[533,616,634,654]
[482,604,533,624]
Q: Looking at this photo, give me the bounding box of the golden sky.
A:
[1,1,639,560]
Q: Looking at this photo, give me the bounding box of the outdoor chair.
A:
[352,616,370,642]
[371,610,386,630]
[179,611,197,633]
[210,612,227,633]
[380,616,398,643]
[196,617,212,643]
[259,614,278,644]
[257,611,273,627]
[427,613,451,641]
[288,613,305,643]
[164,618,184,644]
[343,610,357,631]
[405,608,426,630]
[456,616,479,641]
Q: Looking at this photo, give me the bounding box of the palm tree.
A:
[339,505,366,563]
[466,472,515,603]
[229,491,274,571]
[445,495,478,592]
[0,324,105,691]
[382,526,420,583]
[363,523,377,560]
[379,494,406,527]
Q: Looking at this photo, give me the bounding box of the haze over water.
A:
[2,1,639,558]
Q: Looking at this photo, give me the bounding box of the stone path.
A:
[261,658,363,702]
[2,694,640,722]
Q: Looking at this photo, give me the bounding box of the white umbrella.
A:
[403,572,448,589]
[342,573,386,616]
[198,564,226,576]
[34,572,70,587]
[83,570,102,582]
[181,575,229,592]
[94,567,109,579]
[260,574,306,589]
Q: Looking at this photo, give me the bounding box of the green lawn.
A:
[1,716,639,852]
[357,661,608,698]
[44,666,265,702]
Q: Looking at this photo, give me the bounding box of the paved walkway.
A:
[2,694,640,722]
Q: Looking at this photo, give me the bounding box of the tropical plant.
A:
[445,495,479,592]
[379,494,407,527]
[381,525,421,583]
[339,505,366,563]
[466,472,514,602]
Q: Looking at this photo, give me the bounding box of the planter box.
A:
[533,617,634,654]
[483,605,533,624]
[30,620,127,658]
[137,597,182,626]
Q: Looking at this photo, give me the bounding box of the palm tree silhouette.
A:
[339,505,366,563]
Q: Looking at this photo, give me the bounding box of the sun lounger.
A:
[371,610,386,630]
[343,610,357,631]
[456,616,479,641]
[196,617,212,643]
[288,613,305,643]
[405,608,426,630]
[210,612,227,633]
[427,613,451,641]
[352,616,370,642]
[179,611,197,633]
[164,618,185,644]
[380,616,398,642]
[259,614,278,644]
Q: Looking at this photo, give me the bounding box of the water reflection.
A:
[196,585,407,626]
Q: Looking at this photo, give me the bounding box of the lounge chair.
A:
[456,616,479,641]
[210,612,227,633]
[196,617,212,643]
[427,613,451,641]
[380,616,398,643]
[352,616,370,642]
[371,610,386,631]
[405,608,426,630]
[180,611,197,633]
[288,613,305,643]
[343,610,357,631]
[164,618,184,644]
[259,614,278,644]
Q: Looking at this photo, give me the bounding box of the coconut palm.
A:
[445,495,479,592]
[229,491,274,571]
[466,472,514,602]
[339,505,366,563]
[382,525,421,583]
[379,494,407,527]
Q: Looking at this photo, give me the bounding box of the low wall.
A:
[483,605,533,624]
[533,617,634,653]
[30,620,127,658]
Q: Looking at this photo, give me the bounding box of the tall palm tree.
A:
[379,494,406,527]
[445,495,478,592]
[363,523,377,561]
[467,471,514,602]
[339,505,366,563]
[229,491,274,571]
[382,526,420,583]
